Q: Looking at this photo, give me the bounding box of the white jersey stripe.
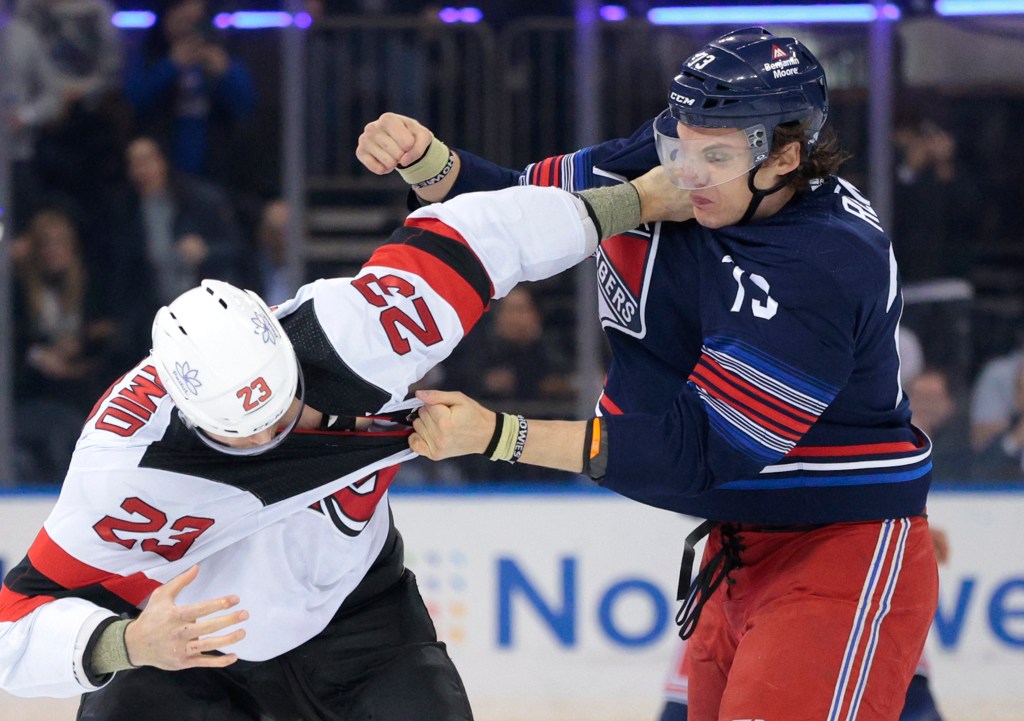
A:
[699,390,794,455]
[701,390,793,450]
[827,520,894,721]
[760,447,931,474]
[844,518,909,721]
[704,347,827,415]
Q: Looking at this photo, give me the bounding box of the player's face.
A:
[681,125,799,229]
[208,425,279,449]
[207,398,318,449]
[654,117,761,192]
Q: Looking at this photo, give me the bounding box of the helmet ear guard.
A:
[151,279,304,455]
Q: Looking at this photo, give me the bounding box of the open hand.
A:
[124,565,248,670]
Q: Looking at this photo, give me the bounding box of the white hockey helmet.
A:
[151,279,304,454]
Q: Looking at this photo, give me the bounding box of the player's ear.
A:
[766,140,802,175]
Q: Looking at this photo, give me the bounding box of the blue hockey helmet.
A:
[662,27,828,161]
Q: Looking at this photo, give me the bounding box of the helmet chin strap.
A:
[737,163,791,226]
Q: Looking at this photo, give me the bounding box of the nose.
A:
[679,165,710,189]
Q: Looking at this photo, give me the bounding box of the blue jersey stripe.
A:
[719,463,932,490]
[704,404,781,464]
[575,148,593,190]
[706,336,838,402]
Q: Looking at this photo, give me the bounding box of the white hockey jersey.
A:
[0,186,597,698]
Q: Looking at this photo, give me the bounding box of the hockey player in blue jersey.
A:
[359,27,939,721]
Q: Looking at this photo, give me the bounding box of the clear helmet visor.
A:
[653,108,769,190]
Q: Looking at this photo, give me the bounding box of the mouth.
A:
[691,194,712,208]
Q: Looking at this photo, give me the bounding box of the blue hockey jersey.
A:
[449,122,931,525]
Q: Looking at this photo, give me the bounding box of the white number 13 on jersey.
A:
[722,255,778,320]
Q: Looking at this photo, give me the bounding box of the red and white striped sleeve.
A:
[275,186,597,412]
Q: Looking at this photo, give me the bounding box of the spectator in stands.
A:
[443,287,575,481]
[449,287,573,406]
[14,0,121,108]
[124,0,256,182]
[114,136,247,355]
[4,13,63,233]
[255,199,299,306]
[12,209,120,483]
[9,0,125,235]
[906,368,972,482]
[891,118,980,282]
[971,359,1024,481]
[969,340,1024,453]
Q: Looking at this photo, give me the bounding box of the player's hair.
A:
[771,121,851,193]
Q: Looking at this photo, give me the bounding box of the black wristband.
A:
[483,413,505,458]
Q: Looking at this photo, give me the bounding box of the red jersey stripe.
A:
[26,530,163,607]
[785,441,920,458]
[701,355,819,424]
[403,217,469,246]
[28,529,111,588]
[364,245,487,334]
[0,586,53,623]
[691,367,803,442]
[691,365,809,439]
[103,573,160,606]
[538,157,556,186]
[599,392,624,415]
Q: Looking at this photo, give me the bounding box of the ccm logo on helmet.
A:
[237,377,272,412]
[670,91,696,107]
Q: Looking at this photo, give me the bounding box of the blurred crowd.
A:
[6,0,282,482]
[4,1,1024,485]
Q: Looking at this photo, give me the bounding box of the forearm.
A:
[412,391,589,474]
[515,419,588,473]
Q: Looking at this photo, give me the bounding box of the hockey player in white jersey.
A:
[0,176,687,719]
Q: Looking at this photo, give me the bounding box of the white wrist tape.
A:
[397,137,454,188]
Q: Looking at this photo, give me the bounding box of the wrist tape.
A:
[574,183,642,241]
[484,412,528,463]
[397,137,454,189]
[90,618,137,676]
